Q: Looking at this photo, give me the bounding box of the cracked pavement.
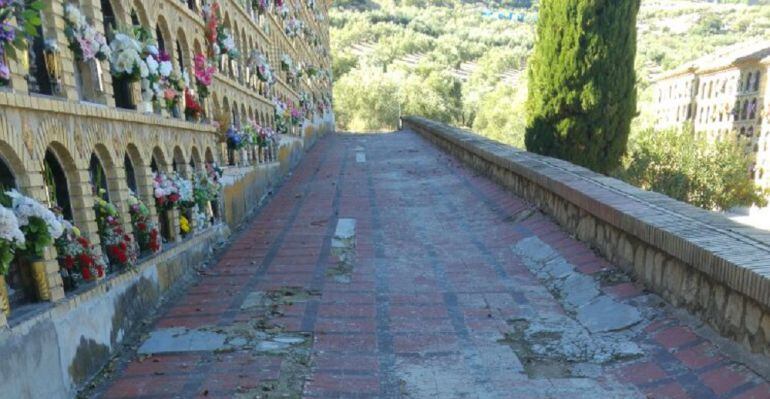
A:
[92,131,770,398]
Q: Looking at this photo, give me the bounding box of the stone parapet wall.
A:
[403,116,770,355]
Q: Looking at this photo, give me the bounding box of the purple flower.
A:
[0,22,16,43]
[0,61,9,80]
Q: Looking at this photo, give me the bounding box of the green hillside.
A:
[331,0,770,144]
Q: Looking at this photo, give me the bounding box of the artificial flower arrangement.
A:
[55,220,106,286]
[289,101,303,126]
[252,0,269,14]
[203,1,221,56]
[280,53,292,72]
[4,190,64,259]
[93,192,138,271]
[249,50,273,83]
[162,70,185,112]
[171,173,195,210]
[127,192,161,254]
[63,3,110,62]
[0,0,44,85]
[108,28,146,82]
[153,172,180,211]
[179,214,191,235]
[184,88,204,120]
[273,97,289,134]
[193,169,221,210]
[284,17,303,38]
[226,125,246,150]
[278,4,290,19]
[217,27,239,60]
[0,205,25,276]
[193,53,215,99]
[139,44,175,108]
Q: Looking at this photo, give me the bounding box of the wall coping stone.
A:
[403,116,770,310]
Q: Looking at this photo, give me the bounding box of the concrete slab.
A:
[576,297,642,333]
[138,328,227,354]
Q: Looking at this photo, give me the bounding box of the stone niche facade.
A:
[404,116,770,357]
[0,0,333,397]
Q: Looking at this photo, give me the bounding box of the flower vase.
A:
[28,258,50,302]
[0,275,9,317]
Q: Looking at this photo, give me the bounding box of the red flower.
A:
[81,266,92,281]
[77,237,89,248]
[96,265,104,278]
[78,253,94,267]
[63,256,75,270]
[137,222,147,231]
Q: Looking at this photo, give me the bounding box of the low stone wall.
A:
[0,225,229,398]
[403,116,770,355]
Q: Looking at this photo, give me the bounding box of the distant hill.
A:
[330,0,770,135]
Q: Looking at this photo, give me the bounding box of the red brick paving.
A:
[95,131,770,398]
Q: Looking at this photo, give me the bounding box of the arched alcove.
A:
[43,145,76,221]
[89,153,110,201]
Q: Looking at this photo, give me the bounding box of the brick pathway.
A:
[94,131,770,398]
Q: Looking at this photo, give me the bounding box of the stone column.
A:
[107,168,134,238]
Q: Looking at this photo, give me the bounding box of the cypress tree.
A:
[525,0,640,174]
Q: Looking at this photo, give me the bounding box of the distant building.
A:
[653,41,770,192]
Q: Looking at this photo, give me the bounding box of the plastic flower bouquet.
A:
[217,28,239,60]
[280,53,292,72]
[184,88,204,120]
[171,173,195,211]
[226,125,245,150]
[252,0,269,14]
[109,30,145,82]
[64,3,111,62]
[0,205,25,275]
[127,192,161,254]
[153,172,180,211]
[0,0,44,85]
[55,221,106,285]
[94,194,138,271]
[5,190,64,259]
[193,53,215,99]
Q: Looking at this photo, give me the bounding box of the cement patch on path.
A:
[138,328,227,354]
[505,236,645,379]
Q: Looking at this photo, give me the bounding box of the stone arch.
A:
[0,140,28,189]
[155,14,174,54]
[190,146,202,171]
[124,143,146,194]
[44,142,80,221]
[175,27,191,72]
[91,143,121,202]
[205,147,215,164]
[151,146,169,174]
[193,38,203,57]
[130,0,151,28]
[172,146,188,177]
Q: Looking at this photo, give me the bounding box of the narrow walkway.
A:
[95,131,770,398]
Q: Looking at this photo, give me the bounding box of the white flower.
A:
[64,4,82,27]
[145,56,159,75]
[146,45,159,56]
[159,60,173,77]
[139,60,149,78]
[5,190,64,240]
[0,206,25,245]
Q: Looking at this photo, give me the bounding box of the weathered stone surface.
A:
[561,274,600,310]
[138,328,227,354]
[576,297,643,333]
